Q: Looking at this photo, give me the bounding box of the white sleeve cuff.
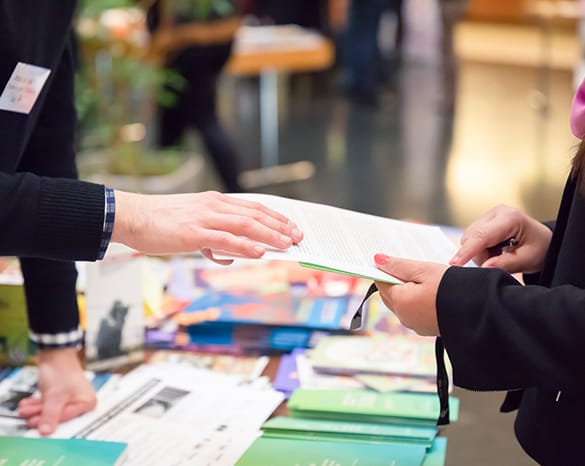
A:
[29,326,83,349]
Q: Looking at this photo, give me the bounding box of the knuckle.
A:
[250,210,264,222]
[239,216,255,230]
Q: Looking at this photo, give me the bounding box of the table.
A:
[226,25,335,188]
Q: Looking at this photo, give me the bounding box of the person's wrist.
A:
[36,347,81,368]
[111,190,143,248]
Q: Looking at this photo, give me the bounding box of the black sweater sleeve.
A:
[437,266,585,392]
[0,173,105,261]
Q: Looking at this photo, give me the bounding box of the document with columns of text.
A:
[222,193,460,284]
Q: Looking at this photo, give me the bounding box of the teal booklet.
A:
[235,436,427,466]
[0,437,127,466]
[262,416,437,447]
[288,389,459,427]
[422,437,448,466]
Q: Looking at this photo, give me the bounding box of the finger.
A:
[219,197,304,244]
[482,250,525,273]
[201,248,234,265]
[18,400,43,418]
[194,230,266,258]
[37,393,68,436]
[374,254,426,283]
[458,209,498,246]
[222,195,294,225]
[27,414,40,428]
[204,214,298,251]
[452,220,517,266]
[18,396,42,409]
[374,282,396,310]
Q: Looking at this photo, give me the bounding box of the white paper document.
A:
[34,363,283,466]
[224,194,459,283]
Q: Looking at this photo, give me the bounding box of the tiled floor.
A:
[174,20,579,466]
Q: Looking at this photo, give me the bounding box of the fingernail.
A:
[254,246,264,256]
[374,253,390,265]
[292,228,302,239]
[450,255,460,265]
[280,234,292,245]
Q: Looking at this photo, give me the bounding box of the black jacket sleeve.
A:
[437,266,585,392]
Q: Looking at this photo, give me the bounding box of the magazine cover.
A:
[170,258,365,330]
[84,245,144,370]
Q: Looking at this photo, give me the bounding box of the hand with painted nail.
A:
[112,191,304,263]
[373,253,447,336]
[449,205,552,274]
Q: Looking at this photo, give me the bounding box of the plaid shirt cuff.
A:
[30,327,83,350]
[98,187,116,260]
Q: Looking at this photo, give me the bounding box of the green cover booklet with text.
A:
[288,389,459,427]
[235,436,427,466]
[0,437,127,466]
[262,416,437,446]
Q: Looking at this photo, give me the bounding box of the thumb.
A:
[38,391,67,436]
[482,252,522,273]
[374,254,425,283]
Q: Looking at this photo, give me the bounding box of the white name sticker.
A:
[0,62,51,114]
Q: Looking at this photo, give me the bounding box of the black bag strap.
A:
[435,336,450,425]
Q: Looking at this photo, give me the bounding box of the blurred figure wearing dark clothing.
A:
[158,42,242,192]
[248,0,327,30]
[148,0,243,192]
[344,0,402,106]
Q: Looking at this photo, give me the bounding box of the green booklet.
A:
[235,436,427,466]
[0,437,128,466]
[263,416,437,447]
[422,437,447,466]
[288,389,459,427]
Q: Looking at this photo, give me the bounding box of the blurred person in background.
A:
[437,0,468,111]
[343,0,403,106]
[1,1,302,435]
[246,0,327,30]
[147,0,244,192]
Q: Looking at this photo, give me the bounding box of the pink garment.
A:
[571,78,585,138]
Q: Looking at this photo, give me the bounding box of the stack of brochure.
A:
[236,389,457,466]
[236,436,430,466]
[261,416,438,446]
[287,389,459,428]
[236,435,448,466]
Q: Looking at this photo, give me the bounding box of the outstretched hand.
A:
[19,348,97,436]
[373,254,447,336]
[112,191,304,261]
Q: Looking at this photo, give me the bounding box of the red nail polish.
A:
[374,253,390,265]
